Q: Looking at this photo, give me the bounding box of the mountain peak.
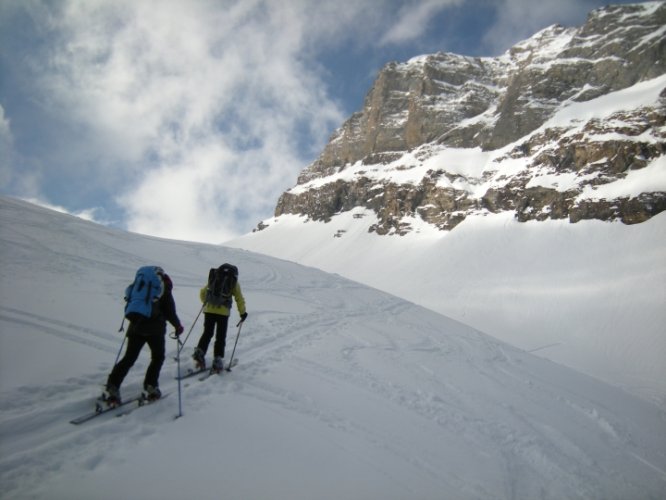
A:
[270,1,665,236]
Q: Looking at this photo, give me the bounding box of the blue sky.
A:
[0,0,650,243]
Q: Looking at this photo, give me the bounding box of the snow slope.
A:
[1,196,665,499]
[228,76,666,409]
[229,209,666,411]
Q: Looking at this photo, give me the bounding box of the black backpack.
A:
[205,263,238,307]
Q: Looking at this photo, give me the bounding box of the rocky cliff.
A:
[271,1,666,235]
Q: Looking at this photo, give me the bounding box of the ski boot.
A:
[103,384,121,407]
[143,385,162,402]
[212,356,224,374]
[192,347,206,370]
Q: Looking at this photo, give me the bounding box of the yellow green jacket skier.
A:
[200,281,246,317]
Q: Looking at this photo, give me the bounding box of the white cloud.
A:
[21,197,106,223]
[0,105,13,187]
[2,0,618,242]
[21,0,358,241]
[380,0,462,45]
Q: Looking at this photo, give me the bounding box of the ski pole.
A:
[175,334,183,419]
[226,320,244,372]
[112,334,127,366]
[177,303,205,356]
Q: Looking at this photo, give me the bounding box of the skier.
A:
[193,263,247,372]
[105,268,184,405]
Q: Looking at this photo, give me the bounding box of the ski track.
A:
[0,305,119,353]
[235,315,665,499]
[2,289,665,499]
[241,339,587,498]
[0,273,369,496]
[0,269,437,498]
[0,397,171,497]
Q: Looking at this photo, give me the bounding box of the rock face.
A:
[272,2,666,235]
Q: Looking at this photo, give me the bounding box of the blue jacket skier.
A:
[105,270,183,405]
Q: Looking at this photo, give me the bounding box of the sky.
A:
[0,0,653,243]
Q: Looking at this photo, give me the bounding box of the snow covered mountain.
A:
[2,195,666,499]
[229,2,666,409]
[276,2,666,233]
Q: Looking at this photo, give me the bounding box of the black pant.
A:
[197,313,229,358]
[108,330,165,390]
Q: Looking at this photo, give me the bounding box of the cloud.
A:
[2,0,619,242]
[0,105,41,198]
[10,0,358,241]
[380,0,463,46]
[481,0,601,54]
[0,105,13,186]
[21,197,106,223]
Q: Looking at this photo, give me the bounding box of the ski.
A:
[175,366,208,381]
[135,391,170,409]
[69,395,143,425]
[113,392,171,419]
[198,358,238,381]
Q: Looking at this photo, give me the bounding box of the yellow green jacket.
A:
[199,282,246,317]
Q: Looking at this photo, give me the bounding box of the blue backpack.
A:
[124,266,165,322]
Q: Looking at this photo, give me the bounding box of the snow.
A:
[577,155,666,201]
[289,74,666,211]
[239,75,666,414]
[548,74,666,129]
[2,195,666,499]
[525,170,593,191]
[231,207,666,411]
[637,23,666,49]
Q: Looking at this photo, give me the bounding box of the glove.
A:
[175,324,184,336]
[240,312,248,322]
